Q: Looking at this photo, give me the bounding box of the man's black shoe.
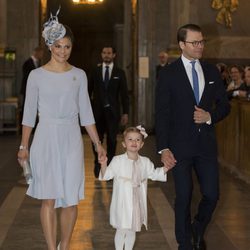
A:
[192,223,207,250]
[193,240,206,250]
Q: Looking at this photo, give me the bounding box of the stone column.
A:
[134,0,170,130]
[0,0,7,49]
[6,0,41,95]
[127,0,200,129]
[137,0,147,127]
[168,0,191,58]
[123,0,135,124]
[114,24,124,68]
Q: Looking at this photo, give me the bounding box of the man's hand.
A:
[161,149,177,170]
[99,156,108,167]
[193,105,211,124]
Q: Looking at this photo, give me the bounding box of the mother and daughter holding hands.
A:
[17,7,173,250]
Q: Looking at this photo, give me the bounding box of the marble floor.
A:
[0,134,249,250]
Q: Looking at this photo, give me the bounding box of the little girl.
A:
[99,125,173,250]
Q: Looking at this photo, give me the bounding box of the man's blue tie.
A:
[104,65,109,88]
[190,60,199,104]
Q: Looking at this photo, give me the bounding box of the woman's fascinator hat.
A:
[136,125,148,139]
[42,6,66,46]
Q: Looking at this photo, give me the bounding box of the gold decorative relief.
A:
[212,0,239,28]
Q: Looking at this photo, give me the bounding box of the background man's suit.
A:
[89,64,129,177]
[20,57,40,129]
[20,57,38,98]
[155,57,230,249]
[156,63,168,80]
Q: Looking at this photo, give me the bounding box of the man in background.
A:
[19,47,43,130]
[89,46,129,178]
[20,46,43,105]
[244,67,250,98]
[156,51,169,79]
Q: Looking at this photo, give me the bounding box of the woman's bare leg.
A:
[40,199,57,250]
[59,205,78,250]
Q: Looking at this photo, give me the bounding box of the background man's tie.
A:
[104,65,109,88]
[190,60,199,104]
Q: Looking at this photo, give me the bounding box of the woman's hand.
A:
[17,148,29,167]
[18,125,33,166]
[96,145,107,177]
[96,144,106,164]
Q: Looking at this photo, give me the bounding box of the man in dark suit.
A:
[19,47,43,128]
[155,24,230,250]
[156,51,169,79]
[89,46,129,177]
[20,47,43,101]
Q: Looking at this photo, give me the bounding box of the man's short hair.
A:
[177,24,202,43]
[102,46,116,54]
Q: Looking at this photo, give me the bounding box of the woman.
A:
[227,65,247,99]
[17,10,105,250]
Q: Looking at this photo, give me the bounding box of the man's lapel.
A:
[97,66,104,85]
[109,66,116,82]
[199,62,209,105]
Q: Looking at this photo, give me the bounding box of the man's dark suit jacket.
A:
[20,58,36,96]
[155,57,230,160]
[88,64,129,121]
[156,64,168,79]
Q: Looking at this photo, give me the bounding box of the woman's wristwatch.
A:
[93,141,102,152]
[19,145,28,151]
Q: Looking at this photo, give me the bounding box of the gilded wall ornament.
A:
[211,0,239,28]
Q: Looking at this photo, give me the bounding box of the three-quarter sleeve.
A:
[78,71,95,126]
[22,71,38,127]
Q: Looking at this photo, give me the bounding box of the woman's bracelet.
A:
[19,145,28,151]
[93,141,102,152]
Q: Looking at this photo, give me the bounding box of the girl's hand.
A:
[99,156,108,178]
[163,164,174,173]
[99,156,108,167]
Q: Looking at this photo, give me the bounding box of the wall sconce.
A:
[72,0,104,4]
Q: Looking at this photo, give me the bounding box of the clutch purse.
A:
[22,160,33,184]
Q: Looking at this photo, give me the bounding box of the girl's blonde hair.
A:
[123,127,145,141]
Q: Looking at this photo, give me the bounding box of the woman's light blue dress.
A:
[22,67,95,208]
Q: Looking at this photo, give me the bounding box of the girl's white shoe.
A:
[57,242,60,250]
